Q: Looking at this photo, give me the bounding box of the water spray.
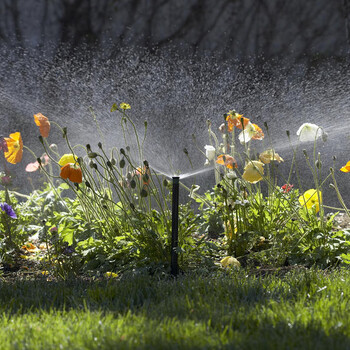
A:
[171,176,180,277]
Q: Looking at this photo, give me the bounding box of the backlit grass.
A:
[1,268,350,349]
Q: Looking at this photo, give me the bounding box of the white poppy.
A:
[204,145,216,161]
[296,123,324,142]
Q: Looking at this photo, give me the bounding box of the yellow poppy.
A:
[299,189,322,213]
[242,161,264,183]
[259,149,284,164]
[4,132,23,164]
[58,154,78,166]
[120,103,131,110]
[34,113,51,138]
[216,154,237,169]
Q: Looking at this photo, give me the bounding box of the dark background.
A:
[0,0,350,62]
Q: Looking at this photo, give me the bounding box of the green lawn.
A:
[1,268,350,349]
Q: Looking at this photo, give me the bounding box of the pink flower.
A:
[25,154,50,172]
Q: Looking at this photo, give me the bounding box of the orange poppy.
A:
[340,160,350,173]
[226,112,250,132]
[34,113,51,138]
[133,166,151,185]
[60,163,82,183]
[216,154,237,169]
[4,132,23,164]
[251,123,264,140]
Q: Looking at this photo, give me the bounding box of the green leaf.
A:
[59,224,75,245]
[59,183,70,190]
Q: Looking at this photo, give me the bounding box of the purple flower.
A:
[0,137,8,153]
[0,202,17,219]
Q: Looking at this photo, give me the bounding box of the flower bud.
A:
[38,135,44,144]
[140,188,148,197]
[88,152,98,159]
[37,157,42,165]
[143,160,149,167]
[62,127,67,137]
[106,160,112,168]
[120,159,126,168]
[130,179,136,189]
[86,144,91,152]
[111,158,116,165]
[302,149,309,159]
[120,148,125,155]
[98,142,102,149]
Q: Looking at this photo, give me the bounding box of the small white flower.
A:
[296,123,324,142]
[226,171,237,180]
[238,122,256,144]
[204,145,216,161]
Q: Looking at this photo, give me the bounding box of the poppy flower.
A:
[25,154,50,172]
[238,122,264,144]
[60,163,82,183]
[204,145,216,164]
[226,111,250,132]
[0,202,17,218]
[58,154,78,166]
[242,161,264,183]
[133,166,151,186]
[340,160,350,173]
[251,124,264,140]
[216,154,237,169]
[34,113,51,138]
[4,132,23,164]
[120,103,131,110]
[296,123,324,142]
[299,189,322,213]
[259,149,284,164]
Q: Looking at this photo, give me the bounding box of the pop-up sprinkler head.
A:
[171,176,180,277]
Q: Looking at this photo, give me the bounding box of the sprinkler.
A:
[171,176,180,277]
